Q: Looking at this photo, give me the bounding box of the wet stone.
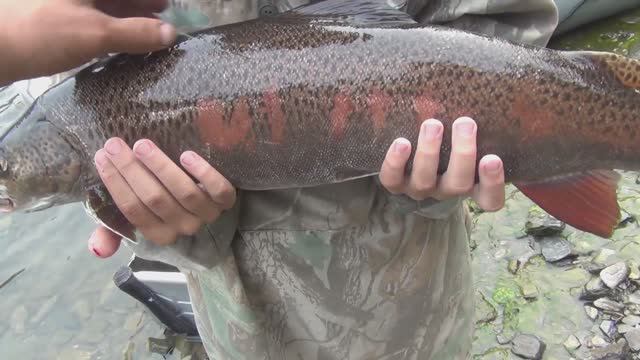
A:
[628,305,640,316]
[590,339,630,359]
[629,261,640,280]
[520,282,539,300]
[606,312,626,323]
[594,298,625,313]
[594,248,617,266]
[564,334,581,351]
[511,334,546,360]
[575,330,595,347]
[585,262,607,275]
[600,262,630,288]
[525,207,565,237]
[539,237,572,262]
[623,315,640,326]
[475,293,497,325]
[618,324,635,334]
[497,332,515,345]
[592,335,609,348]
[585,305,600,320]
[494,248,507,259]
[600,320,617,339]
[625,328,640,351]
[148,337,173,355]
[584,278,610,299]
[508,259,519,274]
[629,292,640,305]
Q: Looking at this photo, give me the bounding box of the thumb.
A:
[88,225,123,258]
[100,16,176,54]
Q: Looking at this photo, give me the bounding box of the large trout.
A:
[0,0,638,239]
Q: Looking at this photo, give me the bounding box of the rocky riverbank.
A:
[468,10,640,359]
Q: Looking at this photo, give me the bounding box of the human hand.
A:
[0,0,176,86]
[379,117,505,211]
[88,138,236,258]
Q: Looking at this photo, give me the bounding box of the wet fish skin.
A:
[0,14,639,237]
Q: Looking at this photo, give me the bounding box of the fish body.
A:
[1,3,639,238]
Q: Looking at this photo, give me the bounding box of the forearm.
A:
[0,21,24,87]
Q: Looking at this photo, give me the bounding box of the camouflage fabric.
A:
[119,1,561,359]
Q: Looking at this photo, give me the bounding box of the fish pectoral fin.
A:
[514,170,621,238]
[285,0,417,27]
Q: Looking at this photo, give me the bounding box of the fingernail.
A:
[94,150,107,170]
[105,138,122,155]
[393,139,410,153]
[160,23,176,46]
[88,231,102,257]
[181,151,197,166]
[456,119,476,137]
[422,119,442,139]
[134,140,152,157]
[92,246,102,257]
[485,159,502,173]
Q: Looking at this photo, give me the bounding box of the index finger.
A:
[93,0,169,18]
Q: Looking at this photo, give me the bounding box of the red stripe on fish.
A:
[195,97,255,150]
[330,89,355,139]
[262,89,285,144]
[367,88,393,134]
[413,94,444,127]
[508,94,556,141]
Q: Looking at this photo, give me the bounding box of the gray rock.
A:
[508,259,519,274]
[628,292,640,305]
[594,249,617,266]
[575,330,595,347]
[624,328,640,351]
[592,335,610,348]
[475,292,497,325]
[600,320,617,339]
[623,315,640,326]
[585,262,608,275]
[511,334,546,360]
[590,339,630,359]
[594,298,625,313]
[521,282,539,300]
[618,324,635,334]
[585,305,600,320]
[583,278,611,300]
[564,334,581,351]
[525,207,565,237]
[600,262,629,289]
[497,332,515,345]
[628,261,640,280]
[539,237,572,262]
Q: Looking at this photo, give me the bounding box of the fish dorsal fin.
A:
[514,170,621,238]
[283,0,417,27]
[579,51,640,89]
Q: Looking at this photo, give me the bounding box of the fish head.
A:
[0,103,84,213]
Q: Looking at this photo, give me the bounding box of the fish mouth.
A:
[0,198,14,212]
